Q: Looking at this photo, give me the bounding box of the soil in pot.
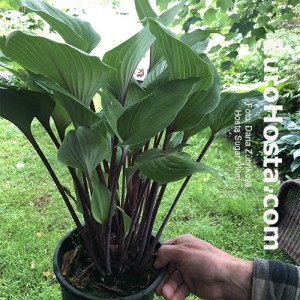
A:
[54,229,164,299]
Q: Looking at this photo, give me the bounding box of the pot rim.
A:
[53,228,167,300]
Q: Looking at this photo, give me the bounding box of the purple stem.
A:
[134,182,159,269]
[117,178,150,270]
[104,145,129,274]
[140,133,216,269]
[27,134,105,276]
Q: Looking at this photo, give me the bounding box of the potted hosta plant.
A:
[0,0,264,299]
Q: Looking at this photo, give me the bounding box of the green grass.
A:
[0,119,294,300]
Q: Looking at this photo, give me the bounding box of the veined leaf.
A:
[0,31,115,106]
[135,151,224,184]
[117,78,197,145]
[135,0,157,21]
[158,1,185,26]
[124,81,145,108]
[17,0,100,53]
[53,90,102,128]
[57,127,109,176]
[91,181,111,224]
[103,26,155,102]
[146,18,212,86]
[184,115,210,139]
[100,90,124,140]
[180,29,219,49]
[34,78,102,128]
[291,158,300,173]
[208,91,264,135]
[144,29,214,88]
[0,87,54,137]
[51,99,72,139]
[135,0,185,69]
[136,0,185,28]
[117,207,132,235]
[180,29,219,53]
[173,54,221,131]
[293,149,300,160]
[142,60,168,88]
[135,148,165,162]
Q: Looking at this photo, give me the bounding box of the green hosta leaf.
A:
[293,149,300,160]
[281,133,300,145]
[169,131,184,150]
[180,29,214,53]
[135,151,223,184]
[117,207,132,234]
[291,158,300,173]
[135,0,157,20]
[100,90,124,140]
[159,1,185,26]
[74,170,84,213]
[0,87,54,137]
[103,26,155,101]
[208,91,264,135]
[142,60,168,88]
[57,127,109,176]
[124,81,145,108]
[184,115,210,139]
[173,54,221,131]
[144,29,216,88]
[0,31,115,106]
[17,0,100,52]
[35,78,102,128]
[91,111,109,138]
[147,18,212,87]
[91,181,111,224]
[136,149,164,162]
[53,90,102,129]
[135,0,184,26]
[117,78,197,145]
[135,1,184,69]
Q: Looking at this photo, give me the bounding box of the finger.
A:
[163,238,177,245]
[155,277,165,296]
[161,270,184,300]
[171,282,190,300]
[163,235,186,246]
[155,245,180,269]
[155,263,177,296]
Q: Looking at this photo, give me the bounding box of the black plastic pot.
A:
[53,229,166,300]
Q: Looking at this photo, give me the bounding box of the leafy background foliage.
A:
[156,0,300,70]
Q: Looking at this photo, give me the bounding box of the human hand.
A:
[154,234,253,300]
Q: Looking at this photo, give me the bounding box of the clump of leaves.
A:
[0,0,265,290]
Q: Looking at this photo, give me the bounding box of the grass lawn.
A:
[0,118,294,300]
